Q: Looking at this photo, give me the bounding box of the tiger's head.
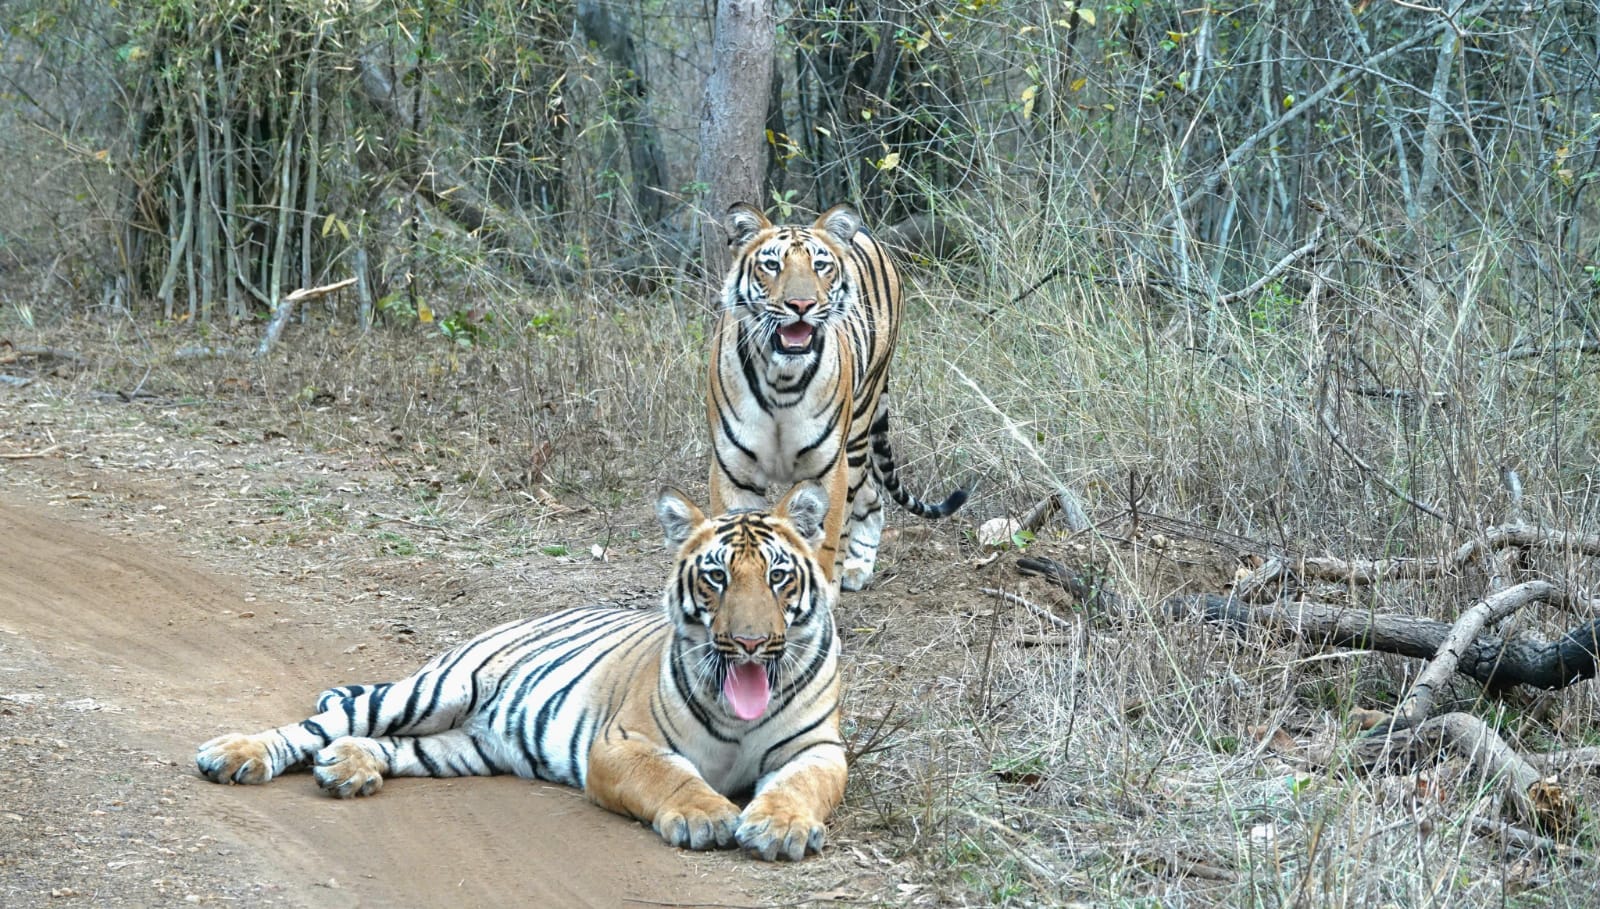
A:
[655,482,835,722]
[722,203,864,358]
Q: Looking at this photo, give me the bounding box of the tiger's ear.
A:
[815,204,862,244]
[656,487,706,548]
[775,481,829,551]
[725,203,771,249]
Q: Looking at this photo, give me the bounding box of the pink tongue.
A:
[722,663,771,721]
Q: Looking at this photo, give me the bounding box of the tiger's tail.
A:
[868,410,969,519]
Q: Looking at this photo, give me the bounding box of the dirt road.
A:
[0,498,762,907]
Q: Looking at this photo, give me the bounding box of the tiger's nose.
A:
[787,298,816,316]
[733,634,768,655]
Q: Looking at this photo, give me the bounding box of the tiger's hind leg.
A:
[312,728,502,798]
[839,482,884,592]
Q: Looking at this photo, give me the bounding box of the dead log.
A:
[1017,557,1600,691]
[0,345,85,368]
[1534,747,1600,777]
[1290,523,1600,585]
[1332,712,1575,835]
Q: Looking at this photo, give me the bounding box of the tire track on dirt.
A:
[0,498,754,908]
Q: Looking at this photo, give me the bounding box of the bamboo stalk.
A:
[257,23,325,357]
[301,51,321,295]
[215,44,245,320]
[193,63,216,323]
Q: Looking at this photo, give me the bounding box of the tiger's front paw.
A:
[653,791,740,851]
[839,559,874,592]
[736,794,827,861]
[196,733,276,785]
[313,738,387,798]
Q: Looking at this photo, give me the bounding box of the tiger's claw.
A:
[313,738,387,798]
[196,733,275,785]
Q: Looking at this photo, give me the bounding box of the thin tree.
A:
[694,0,774,302]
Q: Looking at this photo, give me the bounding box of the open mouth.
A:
[774,322,815,353]
[721,660,772,721]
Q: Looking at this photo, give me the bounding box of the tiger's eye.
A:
[703,568,727,587]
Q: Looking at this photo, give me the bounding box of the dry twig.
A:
[980,586,1075,631]
[0,445,61,460]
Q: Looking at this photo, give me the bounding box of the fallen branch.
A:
[1495,337,1600,360]
[1016,487,1093,534]
[1291,523,1600,586]
[1388,582,1556,730]
[1336,712,1574,834]
[0,445,60,460]
[1123,845,1238,883]
[1232,557,1284,602]
[1469,816,1581,861]
[1533,747,1600,777]
[256,277,362,358]
[1017,557,1600,691]
[284,276,358,302]
[0,344,85,366]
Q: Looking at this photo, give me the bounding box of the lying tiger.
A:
[196,483,844,862]
[709,202,967,591]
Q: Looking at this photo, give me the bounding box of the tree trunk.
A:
[695,0,774,303]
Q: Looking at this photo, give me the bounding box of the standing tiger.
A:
[709,202,968,591]
[196,483,845,862]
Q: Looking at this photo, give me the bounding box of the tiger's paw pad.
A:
[839,560,875,592]
[312,739,387,799]
[736,804,826,862]
[196,734,276,785]
[653,799,740,851]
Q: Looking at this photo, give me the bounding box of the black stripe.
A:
[762,736,844,777]
[470,733,503,774]
[794,405,843,459]
[415,740,442,776]
[735,324,774,415]
[364,683,385,734]
[669,643,739,744]
[717,409,758,462]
